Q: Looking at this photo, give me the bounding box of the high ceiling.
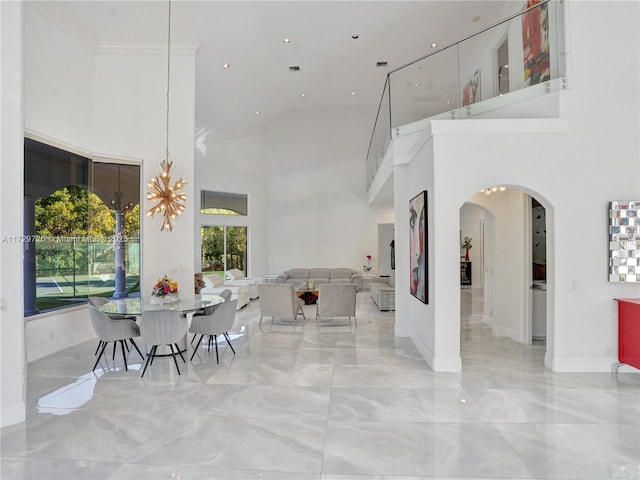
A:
[46,1,516,145]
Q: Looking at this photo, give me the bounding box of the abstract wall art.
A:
[409,190,428,303]
[609,200,640,283]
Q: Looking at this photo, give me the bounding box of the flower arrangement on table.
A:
[363,255,373,273]
[461,236,473,261]
[150,274,180,304]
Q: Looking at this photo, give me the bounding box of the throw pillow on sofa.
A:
[203,274,225,288]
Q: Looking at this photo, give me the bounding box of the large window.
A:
[201,226,247,276]
[24,138,140,315]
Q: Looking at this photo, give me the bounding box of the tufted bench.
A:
[370,276,395,311]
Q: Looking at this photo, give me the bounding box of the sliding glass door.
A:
[201,226,247,276]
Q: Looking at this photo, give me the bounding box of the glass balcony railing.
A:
[366,0,566,190]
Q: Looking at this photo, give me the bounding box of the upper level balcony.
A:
[366,0,567,195]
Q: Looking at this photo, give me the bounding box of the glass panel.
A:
[200,225,248,276]
[201,226,225,275]
[225,226,247,274]
[390,44,460,128]
[91,163,141,299]
[366,78,391,190]
[24,138,140,315]
[201,190,247,215]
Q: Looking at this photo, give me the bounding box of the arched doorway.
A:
[459,187,553,369]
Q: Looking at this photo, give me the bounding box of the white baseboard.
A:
[408,332,462,372]
[551,356,640,373]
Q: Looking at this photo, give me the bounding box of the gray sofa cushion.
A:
[330,268,353,280]
[310,268,330,279]
[286,268,310,280]
[330,278,352,284]
[284,268,358,288]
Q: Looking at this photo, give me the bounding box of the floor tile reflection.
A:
[1,289,639,480]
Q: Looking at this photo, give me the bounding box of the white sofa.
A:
[200,274,250,310]
[283,268,362,289]
[224,269,260,299]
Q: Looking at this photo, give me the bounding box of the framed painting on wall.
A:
[409,190,428,304]
[462,69,481,106]
[522,0,551,86]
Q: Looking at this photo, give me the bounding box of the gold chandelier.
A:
[146,0,187,232]
[146,160,186,232]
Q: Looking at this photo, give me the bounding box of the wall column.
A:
[1,0,26,426]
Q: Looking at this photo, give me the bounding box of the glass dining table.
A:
[98,293,225,355]
[98,293,224,316]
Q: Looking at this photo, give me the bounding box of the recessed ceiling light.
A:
[255,111,261,115]
[351,91,357,96]
[352,34,359,39]
[446,100,451,105]
[223,63,230,69]
[413,83,419,87]
[430,43,437,48]
[301,93,307,98]
[283,38,291,44]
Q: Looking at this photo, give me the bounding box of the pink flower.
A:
[163,286,170,294]
[366,255,372,260]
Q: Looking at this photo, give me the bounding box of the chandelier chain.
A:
[165,0,171,161]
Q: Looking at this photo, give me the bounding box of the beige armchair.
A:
[258,284,305,327]
[316,283,357,328]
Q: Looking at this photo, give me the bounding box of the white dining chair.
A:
[139,309,187,377]
[88,305,144,372]
[189,299,238,363]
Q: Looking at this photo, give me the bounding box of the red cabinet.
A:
[615,298,640,371]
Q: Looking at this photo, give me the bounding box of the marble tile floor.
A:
[2,289,639,479]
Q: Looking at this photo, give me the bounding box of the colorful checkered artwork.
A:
[609,201,640,282]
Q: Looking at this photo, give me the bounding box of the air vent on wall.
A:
[376,61,388,67]
[289,66,301,72]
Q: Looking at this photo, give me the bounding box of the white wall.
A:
[1,0,27,427]
[24,3,95,151]
[93,46,197,295]
[468,189,529,343]
[266,112,388,274]
[387,0,639,373]
[194,132,269,278]
[195,111,391,279]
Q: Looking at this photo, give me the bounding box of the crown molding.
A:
[27,2,199,57]
[24,129,142,166]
